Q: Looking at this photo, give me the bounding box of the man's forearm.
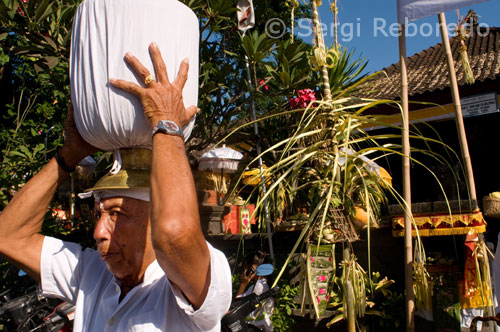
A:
[150,133,210,309]
[0,157,70,279]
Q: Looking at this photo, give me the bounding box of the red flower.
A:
[289,89,316,109]
[259,79,269,91]
[17,0,29,16]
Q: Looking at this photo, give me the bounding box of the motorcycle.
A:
[221,286,279,332]
[0,286,75,332]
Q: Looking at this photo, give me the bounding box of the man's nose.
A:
[93,214,111,242]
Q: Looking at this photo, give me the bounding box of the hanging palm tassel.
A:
[413,243,432,312]
[465,231,495,310]
[456,10,475,85]
[310,0,332,101]
[341,248,366,328]
[329,0,338,47]
[286,0,299,43]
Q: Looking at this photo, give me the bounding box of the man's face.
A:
[93,197,155,286]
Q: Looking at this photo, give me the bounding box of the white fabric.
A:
[70,0,199,151]
[461,308,483,330]
[77,189,151,202]
[237,278,274,332]
[40,237,232,332]
[198,147,244,172]
[109,149,123,175]
[200,147,244,161]
[99,189,150,202]
[397,0,490,24]
[237,0,255,32]
[337,147,381,175]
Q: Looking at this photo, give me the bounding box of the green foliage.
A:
[0,0,78,208]
[327,47,368,99]
[326,266,402,330]
[372,292,405,331]
[270,282,299,332]
[240,30,276,64]
[180,0,313,153]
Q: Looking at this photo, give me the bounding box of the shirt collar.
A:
[112,260,164,289]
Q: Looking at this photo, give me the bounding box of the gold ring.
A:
[144,75,155,85]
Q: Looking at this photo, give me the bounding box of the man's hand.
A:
[110,42,199,129]
[59,106,99,168]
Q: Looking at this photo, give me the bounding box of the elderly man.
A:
[0,44,232,331]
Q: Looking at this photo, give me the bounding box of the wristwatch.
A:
[152,120,184,139]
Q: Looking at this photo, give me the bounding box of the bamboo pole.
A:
[346,280,356,332]
[333,0,338,48]
[343,247,356,332]
[244,55,276,266]
[310,0,332,101]
[398,22,415,332]
[438,13,478,208]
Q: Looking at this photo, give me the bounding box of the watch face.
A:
[155,120,182,137]
[163,121,178,131]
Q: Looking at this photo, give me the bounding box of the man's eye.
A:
[92,211,101,220]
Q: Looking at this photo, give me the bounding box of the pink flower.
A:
[318,275,326,282]
[310,256,315,262]
[259,79,269,91]
[289,89,317,109]
[319,288,326,295]
[316,296,321,304]
[17,0,28,16]
[37,129,43,135]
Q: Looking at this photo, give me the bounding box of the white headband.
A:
[78,189,150,202]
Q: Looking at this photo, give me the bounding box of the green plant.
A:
[270,281,299,332]
[325,260,400,330]
[0,0,78,208]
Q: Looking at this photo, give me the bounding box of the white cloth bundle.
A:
[70,0,199,151]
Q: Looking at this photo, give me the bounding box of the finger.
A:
[149,43,169,84]
[173,58,189,90]
[65,104,74,123]
[63,104,76,130]
[124,52,156,86]
[110,78,143,96]
[185,105,199,122]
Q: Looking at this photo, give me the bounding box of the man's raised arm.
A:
[0,110,97,280]
[110,43,209,309]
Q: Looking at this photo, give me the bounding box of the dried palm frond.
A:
[413,243,432,312]
[456,10,475,84]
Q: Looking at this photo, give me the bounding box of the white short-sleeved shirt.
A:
[40,237,232,331]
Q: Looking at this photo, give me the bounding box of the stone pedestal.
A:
[199,205,229,235]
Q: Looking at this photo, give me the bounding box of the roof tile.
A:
[360,27,500,99]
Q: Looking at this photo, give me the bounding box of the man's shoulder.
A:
[42,236,102,268]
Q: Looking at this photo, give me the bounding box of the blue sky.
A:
[307,1,500,74]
